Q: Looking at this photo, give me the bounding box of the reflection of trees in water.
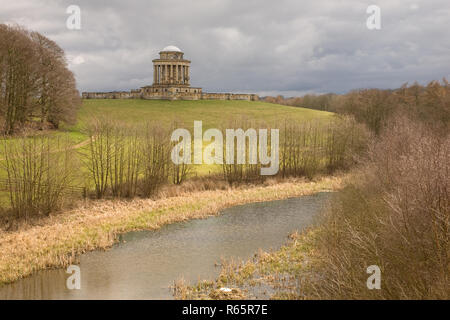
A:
[0,269,67,299]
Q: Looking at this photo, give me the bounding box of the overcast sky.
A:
[1,0,449,96]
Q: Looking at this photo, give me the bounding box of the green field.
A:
[72,99,333,133]
[0,99,334,207]
[74,99,334,175]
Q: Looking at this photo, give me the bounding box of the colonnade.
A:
[153,64,189,85]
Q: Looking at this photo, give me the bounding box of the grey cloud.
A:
[0,0,449,95]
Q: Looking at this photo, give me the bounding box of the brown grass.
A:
[305,116,449,299]
[0,174,344,285]
[172,230,319,300]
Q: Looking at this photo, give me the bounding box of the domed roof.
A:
[161,45,182,52]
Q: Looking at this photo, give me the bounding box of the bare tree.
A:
[0,24,80,134]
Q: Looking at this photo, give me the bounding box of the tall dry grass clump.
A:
[324,116,369,173]
[140,123,171,197]
[83,117,115,198]
[109,125,142,198]
[83,117,173,199]
[220,116,369,184]
[279,116,369,179]
[221,118,267,185]
[1,134,78,218]
[279,119,324,179]
[308,116,449,299]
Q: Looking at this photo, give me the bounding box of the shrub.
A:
[140,124,171,197]
[308,116,449,299]
[1,133,77,218]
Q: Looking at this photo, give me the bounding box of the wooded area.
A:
[265,79,450,134]
[0,24,80,134]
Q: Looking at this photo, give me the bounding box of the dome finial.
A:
[162,45,181,52]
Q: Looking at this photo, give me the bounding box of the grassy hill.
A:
[72,99,333,134]
[74,99,335,176]
[0,99,335,207]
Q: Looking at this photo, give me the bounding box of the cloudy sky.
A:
[1,0,449,96]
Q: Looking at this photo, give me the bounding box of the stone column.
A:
[186,66,189,85]
[174,64,177,84]
[172,64,175,84]
[181,66,184,84]
[153,65,157,84]
[162,64,165,84]
[174,64,176,84]
[157,65,160,84]
[164,64,168,83]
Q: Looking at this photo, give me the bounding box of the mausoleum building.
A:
[82,46,258,101]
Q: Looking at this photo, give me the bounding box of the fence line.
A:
[0,178,86,196]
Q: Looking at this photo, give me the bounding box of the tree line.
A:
[0,24,81,135]
[264,79,449,134]
[1,115,367,220]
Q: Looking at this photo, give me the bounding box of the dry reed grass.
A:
[172,230,318,300]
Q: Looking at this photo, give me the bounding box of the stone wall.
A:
[82,89,258,101]
[82,91,140,99]
[201,93,259,101]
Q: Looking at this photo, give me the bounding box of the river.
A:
[0,192,331,299]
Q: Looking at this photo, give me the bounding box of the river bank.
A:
[173,229,321,299]
[0,175,344,286]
